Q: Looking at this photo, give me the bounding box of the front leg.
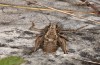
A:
[61,25,88,32]
[58,37,67,54]
[29,22,42,32]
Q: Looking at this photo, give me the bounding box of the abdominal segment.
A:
[42,41,58,53]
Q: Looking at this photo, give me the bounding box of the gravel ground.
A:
[0,0,100,65]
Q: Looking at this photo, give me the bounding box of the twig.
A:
[0,3,96,15]
[0,3,99,24]
[72,57,100,65]
[80,0,100,15]
[0,3,52,11]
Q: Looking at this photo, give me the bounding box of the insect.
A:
[28,22,88,54]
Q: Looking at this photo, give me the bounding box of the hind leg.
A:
[58,37,67,54]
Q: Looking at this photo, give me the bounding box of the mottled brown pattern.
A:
[29,22,67,54]
[29,22,88,54]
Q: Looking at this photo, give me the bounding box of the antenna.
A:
[39,9,52,24]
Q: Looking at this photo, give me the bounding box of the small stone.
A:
[48,59,55,62]
[80,51,93,59]
[6,39,14,43]
[68,49,75,53]
[81,36,95,42]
